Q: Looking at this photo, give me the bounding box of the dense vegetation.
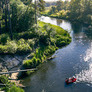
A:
[0,75,24,92]
[0,0,72,91]
[41,0,92,26]
[23,21,71,71]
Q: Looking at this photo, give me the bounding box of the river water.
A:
[24,16,92,92]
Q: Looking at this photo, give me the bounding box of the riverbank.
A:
[41,11,92,26]
[23,21,71,75]
[0,20,71,91]
[0,20,71,72]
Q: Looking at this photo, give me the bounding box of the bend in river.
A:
[23,16,92,92]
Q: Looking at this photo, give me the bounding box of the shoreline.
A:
[0,20,72,91]
[41,14,91,26]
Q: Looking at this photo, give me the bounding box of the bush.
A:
[0,34,10,45]
[17,39,32,53]
[23,56,42,69]
[6,41,17,54]
[39,32,49,45]
[37,58,41,65]
[32,57,37,67]
[23,59,33,69]
[56,35,71,47]
[0,75,8,84]
[14,31,37,40]
[27,39,35,48]
[7,85,24,92]
[44,46,56,56]
[0,45,8,54]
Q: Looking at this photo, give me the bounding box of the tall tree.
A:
[69,0,82,20]
[0,1,2,34]
[34,0,45,24]
[7,0,13,40]
[5,0,8,32]
[35,0,37,24]
[38,0,45,12]
[56,0,64,11]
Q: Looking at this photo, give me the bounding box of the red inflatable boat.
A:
[65,77,76,84]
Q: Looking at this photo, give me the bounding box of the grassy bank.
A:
[23,21,71,75]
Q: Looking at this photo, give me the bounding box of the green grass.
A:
[38,21,67,35]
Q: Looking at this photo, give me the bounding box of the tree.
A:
[69,0,82,21]
[38,0,45,12]
[56,0,64,11]
[34,0,45,24]
[49,6,57,15]
[0,1,2,34]
[7,0,13,40]
[21,0,32,5]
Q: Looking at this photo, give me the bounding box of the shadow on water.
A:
[71,23,83,33]
[22,60,56,86]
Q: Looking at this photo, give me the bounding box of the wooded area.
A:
[0,0,45,39]
[43,0,92,25]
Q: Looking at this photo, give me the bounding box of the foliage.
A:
[0,0,35,35]
[56,35,71,47]
[0,75,24,92]
[7,85,24,92]
[0,34,10,45]
[0,75,8,84]
[17,39,32,53]
[38,0,45,12]
[0,39,32,54]
[23,45,57,69]
[23,21,71,70]
[6,41,18,54]
[42,0,92,25]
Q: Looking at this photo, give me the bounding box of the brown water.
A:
[23,16,92,92]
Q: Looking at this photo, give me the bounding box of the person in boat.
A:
[72,77,75,80]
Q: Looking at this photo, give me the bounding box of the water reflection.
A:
[56,19,62,26]
[75,42,92,85]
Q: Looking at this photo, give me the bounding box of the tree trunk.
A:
[35,0,37,24]
[5,0,8,32]
[7,0,13,40]
[0,1,2,34]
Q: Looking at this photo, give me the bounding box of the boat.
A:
[65,77,76,84]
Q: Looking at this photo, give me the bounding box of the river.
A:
[23,16,92,92]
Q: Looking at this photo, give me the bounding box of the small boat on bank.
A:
[65,77,76,84]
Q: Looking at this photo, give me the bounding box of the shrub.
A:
[32,57,37,67]
[7,85,24,92]
[23,59,33,69]
[6,41,17,54]
[37,58,41,65]
[15,31,37,40]
[39,32,49,45]
[0,75,8,84]
[0,45,8,54]
[17,39,32,53]
[44,46,56,56]
[27,39,35,48]
[56,35,71,47]
[0,34,10,45]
